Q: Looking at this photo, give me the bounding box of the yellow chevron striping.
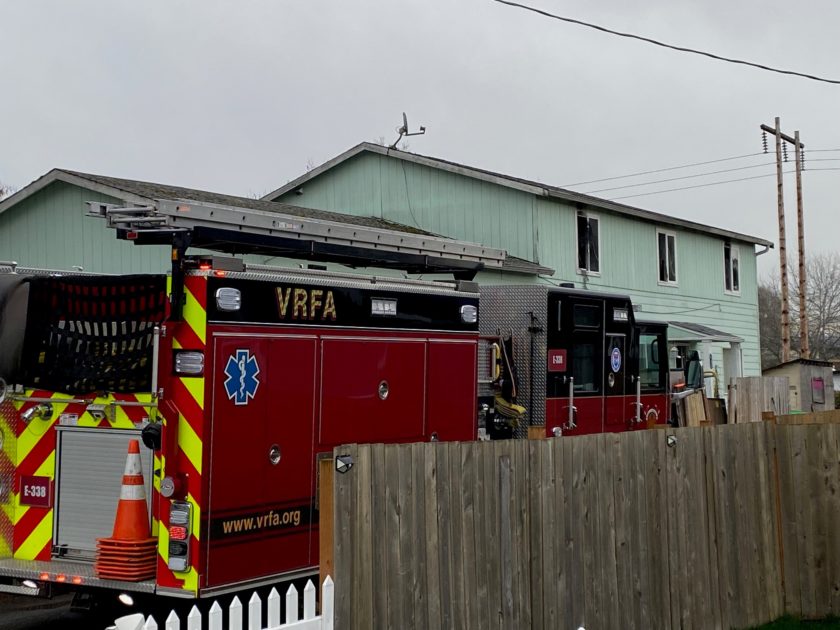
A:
[184,287,206,345]
[4,494,19,524]
[14,510,52,560]
[180,377,205,411]
[34,452,55,478]
[15,416,60,469]
[178,415,202,476]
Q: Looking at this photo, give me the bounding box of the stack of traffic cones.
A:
[95,440,156,581]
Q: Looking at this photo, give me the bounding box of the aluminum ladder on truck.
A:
[87,198,506,318]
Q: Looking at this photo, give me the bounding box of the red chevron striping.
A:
[112,394,148,424]
[185,276,207,310]
[35,539,51,561]
[173,324,204,352]
[12,508,50,553]
[170,380,204,440]
[156,556,180,588]
[16,430,58,478]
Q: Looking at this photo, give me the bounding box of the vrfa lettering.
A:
[275,287,337,321]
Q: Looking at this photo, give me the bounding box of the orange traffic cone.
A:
[112,440,151,540]
[95,439,157,582]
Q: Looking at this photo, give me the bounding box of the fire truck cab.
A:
[479,285,670,439]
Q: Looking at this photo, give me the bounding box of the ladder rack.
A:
[87,199,505,276]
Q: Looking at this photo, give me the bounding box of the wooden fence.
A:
[111,577,333,630]
[332,420,840,629]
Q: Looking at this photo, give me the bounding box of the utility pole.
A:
[794,130,809,358]
[760,118,808,361]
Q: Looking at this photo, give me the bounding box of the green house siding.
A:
[0,182,169,273]
[283,152,539,261]
[280,153,763,377]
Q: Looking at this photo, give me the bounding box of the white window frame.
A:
[576,211,601,276]
[723,242,741,295]
[656,229,678,286]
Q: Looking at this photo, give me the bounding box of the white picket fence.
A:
[111,576,333,630]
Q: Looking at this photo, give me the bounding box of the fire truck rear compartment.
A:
[53,427,154,561]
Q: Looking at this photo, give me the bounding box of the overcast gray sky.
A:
[2,0,838,279]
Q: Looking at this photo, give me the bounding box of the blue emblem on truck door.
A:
[224,349,261,405]
[610,347,622,373]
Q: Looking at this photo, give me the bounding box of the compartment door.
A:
[604,334,628,432]
[319,338,426,446]
[207,335,317,587]
[54,427,152,561]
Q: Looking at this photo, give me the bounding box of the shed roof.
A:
[263,142,774,248]
[764,358,834,371]
[0,168,552,276]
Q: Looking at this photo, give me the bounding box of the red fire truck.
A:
[478,285,671,439]
[0,196,674,608]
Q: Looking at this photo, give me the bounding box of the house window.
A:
[657,230,677,285]
[724,242,740,293]
[577,212,600,274]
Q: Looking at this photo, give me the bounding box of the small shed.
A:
[762,358,835,412]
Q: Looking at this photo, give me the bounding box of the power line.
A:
[491,0,840,85]
[563,152,765,187]
[583,159,840,194]
[609,167,840,201]
[583,161,775,194]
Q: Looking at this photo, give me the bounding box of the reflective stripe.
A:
[180,377,205,412]
[120,484,147,501]
[14,511,52,560]
[123,454,143,476]
[184,287,206,345]
[178,414,203,476]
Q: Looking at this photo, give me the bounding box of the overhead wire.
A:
[563,152,766,187]
[490,0,840,85]
[609,167,840,201]
[583,161,776,194]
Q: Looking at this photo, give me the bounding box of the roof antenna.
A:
[390,112,426,149]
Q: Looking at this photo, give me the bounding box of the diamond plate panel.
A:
[0,399,16,559]
[480,285,549,431]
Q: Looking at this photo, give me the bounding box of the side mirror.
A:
[685,351,703,389]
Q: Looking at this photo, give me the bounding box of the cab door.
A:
[206,334,317,587]
[604,334,628,432]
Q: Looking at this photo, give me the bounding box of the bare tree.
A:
[759,282,783,369]
[759,252,840,367]
[0,181,14,201]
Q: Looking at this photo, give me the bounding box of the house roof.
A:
[0,168,434,235]
[668,321,744,344]
[263,142,774,248]
[0,168,553,277]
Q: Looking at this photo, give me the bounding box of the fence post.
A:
[323,576,335,630]
[286,583,299,623]
[320,457,335,589]
[248,592,261,630]
[208,601,223,630]
[303,580,317,618]
[267,587,281,627]
[187,606,201,630]
[229,596,243,630]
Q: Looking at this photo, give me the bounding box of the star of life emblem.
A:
[224,349,260,405]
